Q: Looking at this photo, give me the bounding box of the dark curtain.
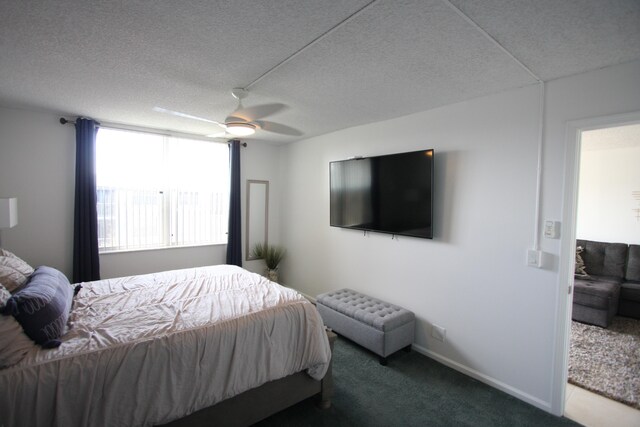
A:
[73,118,101,283]
[226,139,242,266]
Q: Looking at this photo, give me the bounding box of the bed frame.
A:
[162,330,336,427]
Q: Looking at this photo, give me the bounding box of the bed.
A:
[0,261,333,427]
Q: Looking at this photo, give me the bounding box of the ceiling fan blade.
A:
[254,120,303,137]
[224,114,250,124]
[153,107,225,127]
[206,131,228,138]
[233,103,287,121]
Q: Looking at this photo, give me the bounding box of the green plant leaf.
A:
[251,243,286,270]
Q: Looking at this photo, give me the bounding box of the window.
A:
[96,127,229,252]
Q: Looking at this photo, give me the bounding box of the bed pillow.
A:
[0,248,17,257]
[0,248,26,258]
[0,250,35,292]
[0,264,29,293]
[0,284,36,367]
[1,266,73,348]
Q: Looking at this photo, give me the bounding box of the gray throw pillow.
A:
[1,266,73,348]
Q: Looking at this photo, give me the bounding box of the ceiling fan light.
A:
[226,122,256,136]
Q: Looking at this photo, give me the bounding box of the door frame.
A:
[553,110,640,415]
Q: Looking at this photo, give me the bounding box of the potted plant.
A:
[251,243,286,282]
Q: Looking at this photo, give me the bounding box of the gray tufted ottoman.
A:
[316,289,415,365]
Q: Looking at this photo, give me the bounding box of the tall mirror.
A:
[246,180,269,261]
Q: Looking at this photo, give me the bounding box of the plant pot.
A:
[265,268,279,283]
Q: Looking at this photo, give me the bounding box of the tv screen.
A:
[330,149,434,239]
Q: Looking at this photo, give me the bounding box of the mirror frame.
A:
[245,180,269,261]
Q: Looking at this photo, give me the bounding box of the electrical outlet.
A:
[432,324,446,342]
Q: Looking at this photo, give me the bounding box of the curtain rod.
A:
[59,117,103,126]
[59,117,247,146]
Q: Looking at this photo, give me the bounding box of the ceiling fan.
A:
[153,88,302,139]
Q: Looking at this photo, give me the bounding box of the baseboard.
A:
[410,343,553,414]
[299,287,553,414]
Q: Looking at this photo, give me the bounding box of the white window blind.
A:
[96,128,229,252]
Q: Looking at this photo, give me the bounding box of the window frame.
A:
[95,125,230,254]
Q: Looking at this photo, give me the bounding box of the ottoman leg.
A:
[379,356,388,366]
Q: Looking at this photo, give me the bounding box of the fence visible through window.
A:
[96,127,229,253]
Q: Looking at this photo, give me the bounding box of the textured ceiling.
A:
[1,0,639,144]
[582,123,640,151]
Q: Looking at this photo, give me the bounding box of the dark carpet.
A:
[256,336,579,427]
[569,316,640,409]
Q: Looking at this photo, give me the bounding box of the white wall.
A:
[279,59,640,414]
[0,107,75,274]
[577,140,640,245]
[281,84,552,405]
[0,106,283,279]
[546,60,640,414]
[239,140,283,276]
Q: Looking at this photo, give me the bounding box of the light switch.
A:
[527,249,542,268]
[544,220,560,239]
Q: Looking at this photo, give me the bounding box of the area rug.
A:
[569,316,640,409]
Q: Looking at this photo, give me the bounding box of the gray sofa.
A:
[573,239,640,327]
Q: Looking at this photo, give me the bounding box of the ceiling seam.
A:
[439,1,545,251]
[245,0,379,90]
[441,0,542,83]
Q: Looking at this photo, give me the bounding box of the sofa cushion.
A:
[581,275,624,285]
[620,282,640,302]
[573,279,620,309]
[618,281,640,319]
[626,245,640,282]
[576,240,628,279]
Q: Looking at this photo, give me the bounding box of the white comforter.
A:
[0,265,331,427]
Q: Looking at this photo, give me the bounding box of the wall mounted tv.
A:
[330,149,434,239]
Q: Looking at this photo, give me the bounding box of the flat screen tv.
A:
[330,149,434,239]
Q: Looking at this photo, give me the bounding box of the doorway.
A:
[559,113,640,425]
